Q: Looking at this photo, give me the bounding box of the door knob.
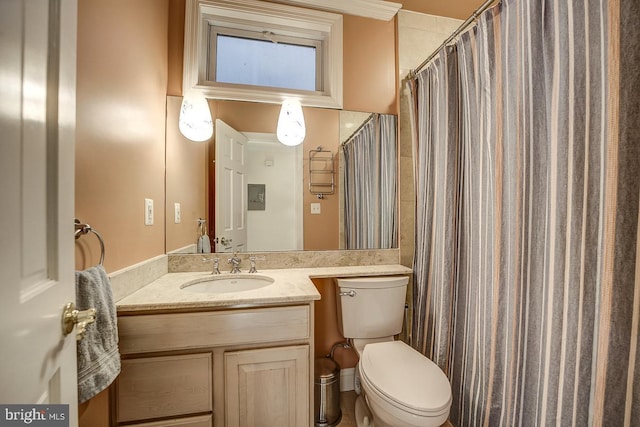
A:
[62,302,96,341]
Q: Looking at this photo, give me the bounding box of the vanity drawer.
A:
[116,353,212,423]
[118,305,310,354]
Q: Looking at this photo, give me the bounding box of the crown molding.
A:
[273,0,402,21]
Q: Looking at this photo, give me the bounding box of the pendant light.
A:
[276,99,305,146]
[179,91,213,142]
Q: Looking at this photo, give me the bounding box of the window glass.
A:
[215,35,317,92]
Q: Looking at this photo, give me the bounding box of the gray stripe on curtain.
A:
[408,0,640,425]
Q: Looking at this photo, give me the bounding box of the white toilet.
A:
[335,276,452,427]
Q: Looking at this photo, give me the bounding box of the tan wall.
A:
[75,0,168,273]
[213,100,280,134]
[167,0,185,96]
[165,96,208,252]
[343,15,398,115]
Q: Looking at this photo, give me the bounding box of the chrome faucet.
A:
[228,254,242,273]
[202,257,220,275]
[248,256,258,273]
[210,258,220,275]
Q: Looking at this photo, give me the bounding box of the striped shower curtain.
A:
[409,0,640,425]
[342,114,398,249]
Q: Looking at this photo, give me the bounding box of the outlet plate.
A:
[310,203,321,215]
[174,203,181,224]
[145,198,154,225]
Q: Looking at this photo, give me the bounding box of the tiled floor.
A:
[335,391,453,427]
[336,391,358,427]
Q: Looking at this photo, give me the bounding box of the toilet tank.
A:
[335,276,409,339]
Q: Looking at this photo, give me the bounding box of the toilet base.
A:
[355,394,400,427]
[355,395,374,427]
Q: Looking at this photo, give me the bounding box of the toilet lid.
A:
[360,341,451,415]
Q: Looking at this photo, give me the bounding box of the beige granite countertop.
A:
[116,265,412,313]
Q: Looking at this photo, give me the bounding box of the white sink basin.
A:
[180,275,275,294]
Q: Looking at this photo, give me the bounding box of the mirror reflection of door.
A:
[214,122,304,253]
[214,119,247,253]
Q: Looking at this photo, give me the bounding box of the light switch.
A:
[311,203,321,215]
[145,198,154,225]
[174,203,181,224]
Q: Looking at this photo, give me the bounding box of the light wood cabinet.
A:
[113,304,313,427]
[225,345,309,427]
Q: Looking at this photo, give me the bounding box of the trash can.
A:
[314,357,342,427]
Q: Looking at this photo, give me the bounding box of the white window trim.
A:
[183,0,343,109]
[276,0,402,21]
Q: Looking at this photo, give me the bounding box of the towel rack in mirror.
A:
[309,146,334,199]
[75,219,105,265]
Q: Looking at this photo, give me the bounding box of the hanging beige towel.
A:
[75,265,121,403]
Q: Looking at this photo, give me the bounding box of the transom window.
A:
[211,28,321,92]
[184,0,343,108]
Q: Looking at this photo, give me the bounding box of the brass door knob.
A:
[62,302,96,341]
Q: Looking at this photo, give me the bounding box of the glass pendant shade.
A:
[179,91,213,142]
[276,99,306,146]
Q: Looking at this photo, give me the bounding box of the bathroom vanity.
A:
[116,305,312,427]
[111,265,411,427]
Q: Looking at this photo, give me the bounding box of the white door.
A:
[0,0,78,422]
[215,119,248,253]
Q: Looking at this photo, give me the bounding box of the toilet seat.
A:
[351,337,394,357]
[359,341,452,418]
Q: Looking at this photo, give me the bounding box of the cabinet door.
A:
[225,345,309,427]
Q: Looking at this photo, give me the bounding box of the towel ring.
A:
[74,219,105,266]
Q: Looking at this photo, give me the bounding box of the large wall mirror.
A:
[166,98,398,254]
[164,0,400,255]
